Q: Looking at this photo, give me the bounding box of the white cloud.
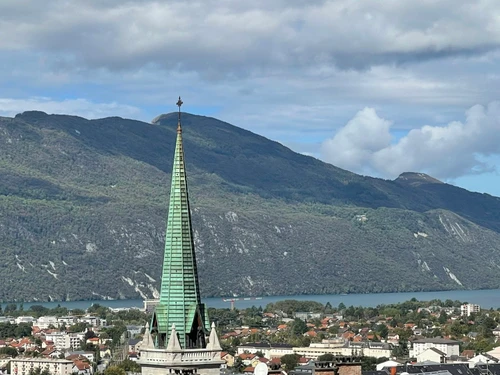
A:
[1,1,500,75]
[320,101,500,180]
[320,108,392,174]
[0,97,141,119]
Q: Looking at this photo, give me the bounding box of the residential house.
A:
[294,312,322,321]
[221,352,235,368]
[66,351,95,363]
[72,360,92,375]
[469,354,499,366]
[86,337,100,347]
[238,353,259,367]
[461,350,475,360]
[411,338,460,358]
[416,348,446,363]
[11,338,35,351]
[126,325,143,337]
[493,327,500,338]
[41,346,64,359]
[99,345,111,359]
[128,338,141,353]
[376,360,403,371]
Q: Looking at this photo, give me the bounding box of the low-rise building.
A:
[36,316,59,329]
[15,316,36,324]
[67,351,95,363]
[57,316,77,326]
[237,343,294,359]
[126,325,142,337]
[411,338,460,358]
[416,348,447,363]
[10,358,74,375]
[78,316,104,327]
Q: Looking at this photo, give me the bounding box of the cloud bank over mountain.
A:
[321,101,500,180]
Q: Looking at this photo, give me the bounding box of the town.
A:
[1,298,500,375]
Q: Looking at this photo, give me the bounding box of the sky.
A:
[1,1,500,196]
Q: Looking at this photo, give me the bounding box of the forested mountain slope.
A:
[1,111,499,302]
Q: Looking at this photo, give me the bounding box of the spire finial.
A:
[176,96,183,133]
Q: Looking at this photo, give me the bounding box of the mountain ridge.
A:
[1,110,500,302]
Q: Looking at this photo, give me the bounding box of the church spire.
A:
[150,97,209,350]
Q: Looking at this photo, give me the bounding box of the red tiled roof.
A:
[73,361,91,371]
[239,353,256,360]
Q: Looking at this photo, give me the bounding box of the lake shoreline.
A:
[2,288,500,311]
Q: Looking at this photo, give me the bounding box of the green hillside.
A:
[1,110,500,302]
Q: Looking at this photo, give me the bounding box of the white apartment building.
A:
[45,332,71,350]
[410,338,460,358]
[44,331,86,350]
[15,316,36,324]
[69,333,85,349]
[57,316,77,326]
[293,341,392,360]
[461,304,481,317]
[237,343,294,359]
[79,315,105,327]
[10,358,73,375]
[36,316,59,329]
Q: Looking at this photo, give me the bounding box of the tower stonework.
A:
[138,98,223,375]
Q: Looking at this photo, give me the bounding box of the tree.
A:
[391,340,409,358]
[255,351,265,358]
[233,356,244,371]
[439,311,448,324]
[318,353,335,362]
[4,304,17,314]
[291,318,307,336]
[85,330,97,340]
[377,324,389,339]
[68,322,87,333]
[0,347,18,357]
[71,309,86,316]
[325,302,333,313]
[104,365,126,375]
[28,368,51,375]
[118,359,141,372]
[281,354,301,370]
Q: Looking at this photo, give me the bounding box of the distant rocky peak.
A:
[395,172,444,186]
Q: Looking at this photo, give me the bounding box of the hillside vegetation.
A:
[1,111,500,302]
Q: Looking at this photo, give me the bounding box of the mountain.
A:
[1,110,500,302]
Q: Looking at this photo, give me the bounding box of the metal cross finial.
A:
[176,96,183,132]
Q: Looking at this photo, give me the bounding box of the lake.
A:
[2,289,500,312]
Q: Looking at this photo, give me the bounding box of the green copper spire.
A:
[151,97,209,349]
